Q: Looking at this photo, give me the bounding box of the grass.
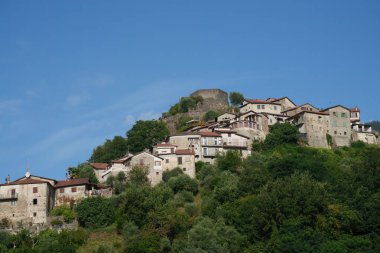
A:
[76,227,124,253]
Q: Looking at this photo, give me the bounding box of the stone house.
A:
[89,163,109,183]
[153,146,196,178]
[282,103,320,117]
[287,111,330,148]
[0,173,56,227]
[54,178,94,207]
[351,123,378,144]
[101,152,164,185]
[267,97,297,112]
[240,99,282,115]
[321,105,352,147]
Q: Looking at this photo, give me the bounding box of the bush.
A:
[75,197,115,228]
[163,167,184,182]
[51,205,76,223]
[167,175,198,195]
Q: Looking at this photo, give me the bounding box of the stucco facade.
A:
[321,106,351,147]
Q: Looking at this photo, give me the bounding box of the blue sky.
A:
[1,0,379,180]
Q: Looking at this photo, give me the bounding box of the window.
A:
[333,112,337,117]
[11,201,16,206]
[166,159,169,164]
[178,157,183,165]
[156,172,159,175]
[262,105,265,109]
[214,137,218,145]
[341,113,346,118]
[33,212,37,217]
[11,189,16,198]
[59,188,64,193]
[183,168,186,171]
[344,132,347,135]
[33,187,38,193]
[228,133,231,137]
[170,148,174,153]
[155,161,161,166]
[334,131,337,135]
[33,199,37,205]
[257,105,260,109]
[274,106,277,110]
[203,148,208,156]
[71,187,77,193]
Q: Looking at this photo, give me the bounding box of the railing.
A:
[0,193,18,200]
[222,139,248,147]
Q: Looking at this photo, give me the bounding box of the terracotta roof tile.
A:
[0,178,50,186]
[55,178,90,188]
[89,163,108,170]
[244,99,281,105]
[175,149,195,155]
[199,132,222,137]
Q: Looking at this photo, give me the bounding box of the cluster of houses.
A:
[0,94,378,229]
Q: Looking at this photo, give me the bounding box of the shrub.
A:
[167,175,198,195]
[75,197,115,228]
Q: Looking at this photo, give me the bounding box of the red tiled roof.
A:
[89,163,108,170]
[175,149,195,155]
[0,178,50,186]
[156,143,177,147]
[244,99,281,105]
[199,132,221,137]
[55,178,90,188]
[351,107,360,112]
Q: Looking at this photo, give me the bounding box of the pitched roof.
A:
[243,99,281,105]
[199,132,222,137]
[0,178,52,186]
[351,107,360,112]
[270,96,297,107]
[55,178,90,188]
[321,105,350,112]
[155,143,177,147]
[175,149,195,155]
[89,163,109,170]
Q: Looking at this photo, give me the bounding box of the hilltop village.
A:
[0,89,378,230]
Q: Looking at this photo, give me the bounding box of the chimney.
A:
[5,175,10,184]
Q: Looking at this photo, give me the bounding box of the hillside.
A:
[1,125,379,252]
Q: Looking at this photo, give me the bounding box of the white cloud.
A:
[0,99,21,115]
[65,93,89,107]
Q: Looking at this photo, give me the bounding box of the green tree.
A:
[229,92,244,106]
[89,136,128,163]
[204,110,220,122]
[128,166,150,186]
[174,217,245,253]
[126,120,169,153]
[216,151,243,173]
[75,197,115,228]
[68,163,98,183]
[263,123,299,149]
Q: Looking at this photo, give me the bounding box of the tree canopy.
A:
[126,120,170,153]
[89,136,128,163]
[229,92,244,106]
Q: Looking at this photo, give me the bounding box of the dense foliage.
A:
[229,91,244,106]
[75,197,116,228]
[203,110,221,122]
[168,96,203,116]
[126,120,170,153]
[67,163,98,183]
[89,136,129,163]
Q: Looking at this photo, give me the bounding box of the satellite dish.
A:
[25,171,31,178]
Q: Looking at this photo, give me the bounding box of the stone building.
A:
[240,99,282,115]
[54,178,93,207]
[321,105,352,147]
[287,111,330,148]
[100,151,164,185]
[0,173,56,227]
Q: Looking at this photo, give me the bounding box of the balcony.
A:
[0,193,18,201]
[222,139,248,148]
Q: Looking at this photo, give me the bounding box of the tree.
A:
[68,163,98,183]
[75,197,115,228]
[216,151,243,173]
[128,166,150,186]
[204,110,220,122]
[126,120,169,153]
[89,136,128,163]
[174,217,245,253]
[263,123,299,149]
[229,92,244,106]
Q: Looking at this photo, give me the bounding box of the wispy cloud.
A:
[0,99,22,115]
[65,93,89,107]
[138,111,161,120]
